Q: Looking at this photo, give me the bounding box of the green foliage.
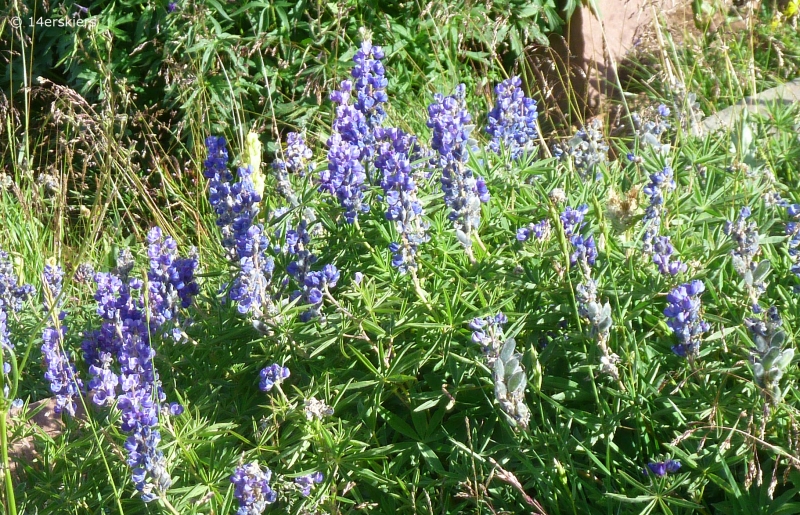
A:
[2,1,800,515]
[4,88,800,513]
[2,0,567,147]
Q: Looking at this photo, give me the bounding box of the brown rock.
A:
[561,0,723,114]
[7,397,86,479]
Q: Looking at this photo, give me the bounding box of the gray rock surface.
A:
[702,79,800,132]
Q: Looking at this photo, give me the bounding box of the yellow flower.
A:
[786,0,799,17]
[771,12,783,29]
[244,132,264,197]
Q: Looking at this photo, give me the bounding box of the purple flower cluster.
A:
[570,234,598,267]
[0,255,33,347]
[427,82,477,163]
[350,40,388,129]
[229,212,275,318]
[146,227,199,340]
[470,312,508,363]
[664,280,710,357]
[272,132,312,207]
[73,262,95,284]
[516,219,551,242]
[652,236,687,276]
[485,76,539,159]
[273,132,313,176]
[231,462,277,514]
[259,364,289,392]
[204,137,276,317]
[205,138,264,258]
[81,327,118,406]
[375,128,430,272]
[785,204,800,286]
[560,205,597,267]
[642,165,676,250]
[126,425,172,502]
[646,459,681,477]
[724,207,760,274]
[204,136,237,251]
[641,166,686,275]
[1,250,33,401]
[632,105,671,154]
[322,130,369,223]
[285,217,340,321]
[295,471,324,497]
[724,206,769,303]
[555,120,608,179]
[320,40,387,223]
[764,190,788,209]
[83,263,171,501]
[428,84,489,250]
[560,204,588,237]
[41,264,82,416]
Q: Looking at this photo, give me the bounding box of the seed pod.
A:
[508,370,525,394]
[499,338,516,362]
[777,348,795,370]
[754,362,765,382]
[492,337,531,429]
[456,229,472,248]
[769,330,785,349]
[752,260,771,284]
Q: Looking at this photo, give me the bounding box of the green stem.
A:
[410,269,433,311]
[5,348,19,408]
[0,410,17,515]
[160,493,181,515]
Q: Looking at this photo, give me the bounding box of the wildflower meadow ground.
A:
[2,2,800,514]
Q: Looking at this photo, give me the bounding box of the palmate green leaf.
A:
[203,0,235,21]
[345,344,380,375]
[415,442,449,476]
[660,495,704,510]
[705,325,738,341]
[413,397,442,412]
[379,407,419,440]
[605,493,657,504]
